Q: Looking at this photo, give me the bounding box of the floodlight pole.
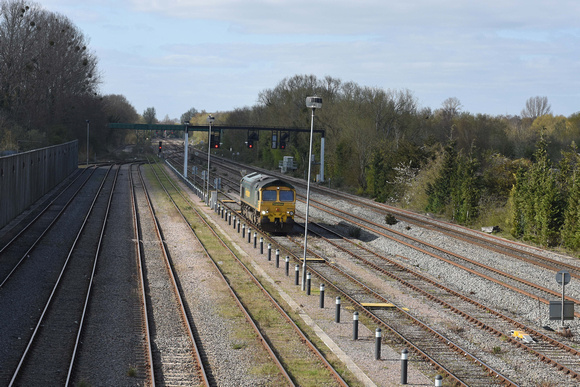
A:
[302,106,316,290]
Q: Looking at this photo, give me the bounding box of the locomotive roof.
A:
[241,172,294,189]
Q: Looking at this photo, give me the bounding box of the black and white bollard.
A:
[435,375,442,387]
[353,311,359,340]
[306,272,311,295]
[335,296,341,323]
[253,232,257,248]
[268,244,272,261]
[242,224,245,237]
[401,348,409,384]
[375,328,382,360]
[294,264,300,285]
[232,215,236,229]
[285,256,289,276]
[319,283,325,308]
[275,249,280,268]
[260,237,263,254]
[228,212,232,225]
[247,228,251,243]
[237,219,240,233]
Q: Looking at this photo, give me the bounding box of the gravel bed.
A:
[145,167,281,387]
[73,164,147,385]
[4,161,580,386]
[291,188,580,385]
[0,167,110,384]
[298,189,580,332]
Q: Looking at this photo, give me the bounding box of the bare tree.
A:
[521,96,551,119]
[441,97,462,121]
[0,0,100,131]
[102,94,138,123]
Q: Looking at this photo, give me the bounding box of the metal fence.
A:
[0,140,78,230]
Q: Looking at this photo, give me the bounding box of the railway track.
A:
[148,158,349,386]
[131,163,207,385]
[304,218,580,382]
[303,198,580,316]
[0,167,97,287]
[163,139,580,385]
[4,166,117,385]
[200,153,580,314]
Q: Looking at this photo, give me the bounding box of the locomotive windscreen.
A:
[262,190,277,201]
[279,191,294,202]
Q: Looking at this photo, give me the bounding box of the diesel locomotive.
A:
[240,172,295,233]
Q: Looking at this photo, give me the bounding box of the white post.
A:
[302,107,315,291]
[183,126,189,178]
[206,115,213,205]
[319,135,325,182]
[562,280,565,327]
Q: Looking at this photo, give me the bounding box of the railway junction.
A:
[1,140,580,386]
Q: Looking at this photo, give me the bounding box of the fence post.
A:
[375,328,382,360]
[401,348,408,384]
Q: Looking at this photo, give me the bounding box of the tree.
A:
[425,139,458,214]
[441,97,462,122]
[561,169,580,251]
[0,0,100,141]
[180,107,198,124]
[509,136,562,246]
[101,94,138,123]
[452,149,481,224]
[143,107,157,124]
[521,96,551,119]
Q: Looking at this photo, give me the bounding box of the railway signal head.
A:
[210,133,220,148]
[247,131,258,149]
[158,141,162,153]
[280,132,289,149]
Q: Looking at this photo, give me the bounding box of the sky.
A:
[38,0,579,120]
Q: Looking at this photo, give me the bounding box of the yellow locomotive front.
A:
[258,186,295,233]
[240,173,296,233]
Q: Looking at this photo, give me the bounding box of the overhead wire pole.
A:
[302,96,322,290]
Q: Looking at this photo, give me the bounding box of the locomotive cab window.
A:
[262,190,277,202]
[279,190,294,202]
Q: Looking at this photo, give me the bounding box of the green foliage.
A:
[142,107,157,124]
[508,136,565,246]
[180,107,198,124]
[451,150,481,224]
[560,144,580,251]
[426,139,458,214]
[366,139,427,203]
[385,213,397,225]
[562,172,580,251]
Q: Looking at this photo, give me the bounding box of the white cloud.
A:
[37,0,580,117]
